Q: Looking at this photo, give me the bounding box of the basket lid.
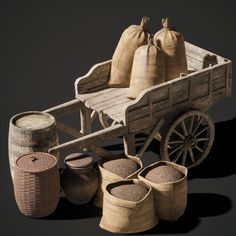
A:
[65,153,93,169]
[14,111,55,130]
[15,152,58,173]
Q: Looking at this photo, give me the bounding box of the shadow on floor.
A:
[44,197,102,220]
[188,118,236,179]
[43,192,231,233]
[104,118,236,179]
[141,192,232,234]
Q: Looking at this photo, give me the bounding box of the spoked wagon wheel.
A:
[160,110,215,169]
[98,112,118,128]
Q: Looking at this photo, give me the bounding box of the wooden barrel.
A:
[8,111,59,181]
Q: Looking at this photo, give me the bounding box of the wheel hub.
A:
[185,135,197,148]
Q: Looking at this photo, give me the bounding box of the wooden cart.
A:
[45,42,232,168]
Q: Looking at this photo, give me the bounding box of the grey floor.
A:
[1,0,236,235]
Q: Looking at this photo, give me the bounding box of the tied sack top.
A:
[154,18,188,81]
[108,16,150,87]
[127,36,165,99]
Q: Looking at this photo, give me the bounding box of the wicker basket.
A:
[138,161,187,221]
[14,152,60,218]
[93,154,143,208]
[100,179,158,233]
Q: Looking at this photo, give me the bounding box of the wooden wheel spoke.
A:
[188,147,195,163]
[197,137,209,142]
[181,148,188,166]
[169,144,184,156]
[173,147,184,163]
[195,126,209,137]
[168,140,184,145]
[188,116,194,134]
[195,145,204,153]
[193,118,203,135]
[161,110,215,169]
[180,120,188,136]
[173,129,185,140]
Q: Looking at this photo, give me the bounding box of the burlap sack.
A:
[99,179,158,233]
[127,37,165,99]
[154,18,188,81]
[108,16,150,87]
[93,155,143,208]
[138,161,187,221]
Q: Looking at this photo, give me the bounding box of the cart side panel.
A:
[125,62,231,134]
[75,60,111,95]
[185,42,227,71]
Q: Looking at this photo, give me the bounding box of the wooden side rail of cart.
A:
[44,41,232,168]
[44,97,165,160]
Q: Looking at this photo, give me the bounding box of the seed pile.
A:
[145,165,183,183]
[102,158,139,178]
[110,183,148,202]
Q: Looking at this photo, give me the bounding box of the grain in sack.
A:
[99,179,158,233]
[138,161,187,221]
[93,155,142,208]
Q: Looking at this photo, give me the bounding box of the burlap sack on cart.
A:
[127,37,165,99]
[108,16,150,87]
[154,18,187,81]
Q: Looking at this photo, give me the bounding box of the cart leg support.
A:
[123,134,136,156]
[80,106,92,134]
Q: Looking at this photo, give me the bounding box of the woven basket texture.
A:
[14,152,60,218]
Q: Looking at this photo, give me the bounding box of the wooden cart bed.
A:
[75,42,232,134]
[45,41,232,167]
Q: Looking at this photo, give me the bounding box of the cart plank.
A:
[44,99,82,117]
[49,124,127,152]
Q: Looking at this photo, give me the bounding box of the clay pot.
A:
[60,153,98,204]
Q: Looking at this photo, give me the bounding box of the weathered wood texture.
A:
[44,99,82,118]
[49,124,127,153]
[75,60,111,95]
[80,106,92,134]
[56,120,114,158]
[75,42,231,136]
[124,59,231,134]
[185,42,227,70]
[9,112,59,180]
[123,134,136,156]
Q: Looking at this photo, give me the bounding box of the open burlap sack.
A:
[138,161,187,221]
[93,155,143,208]
[99,179,158,234]
[127,37,165,99]
[154,18,188,81]
[108,16,150,87]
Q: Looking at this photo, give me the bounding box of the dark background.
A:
[1,0,236,235]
